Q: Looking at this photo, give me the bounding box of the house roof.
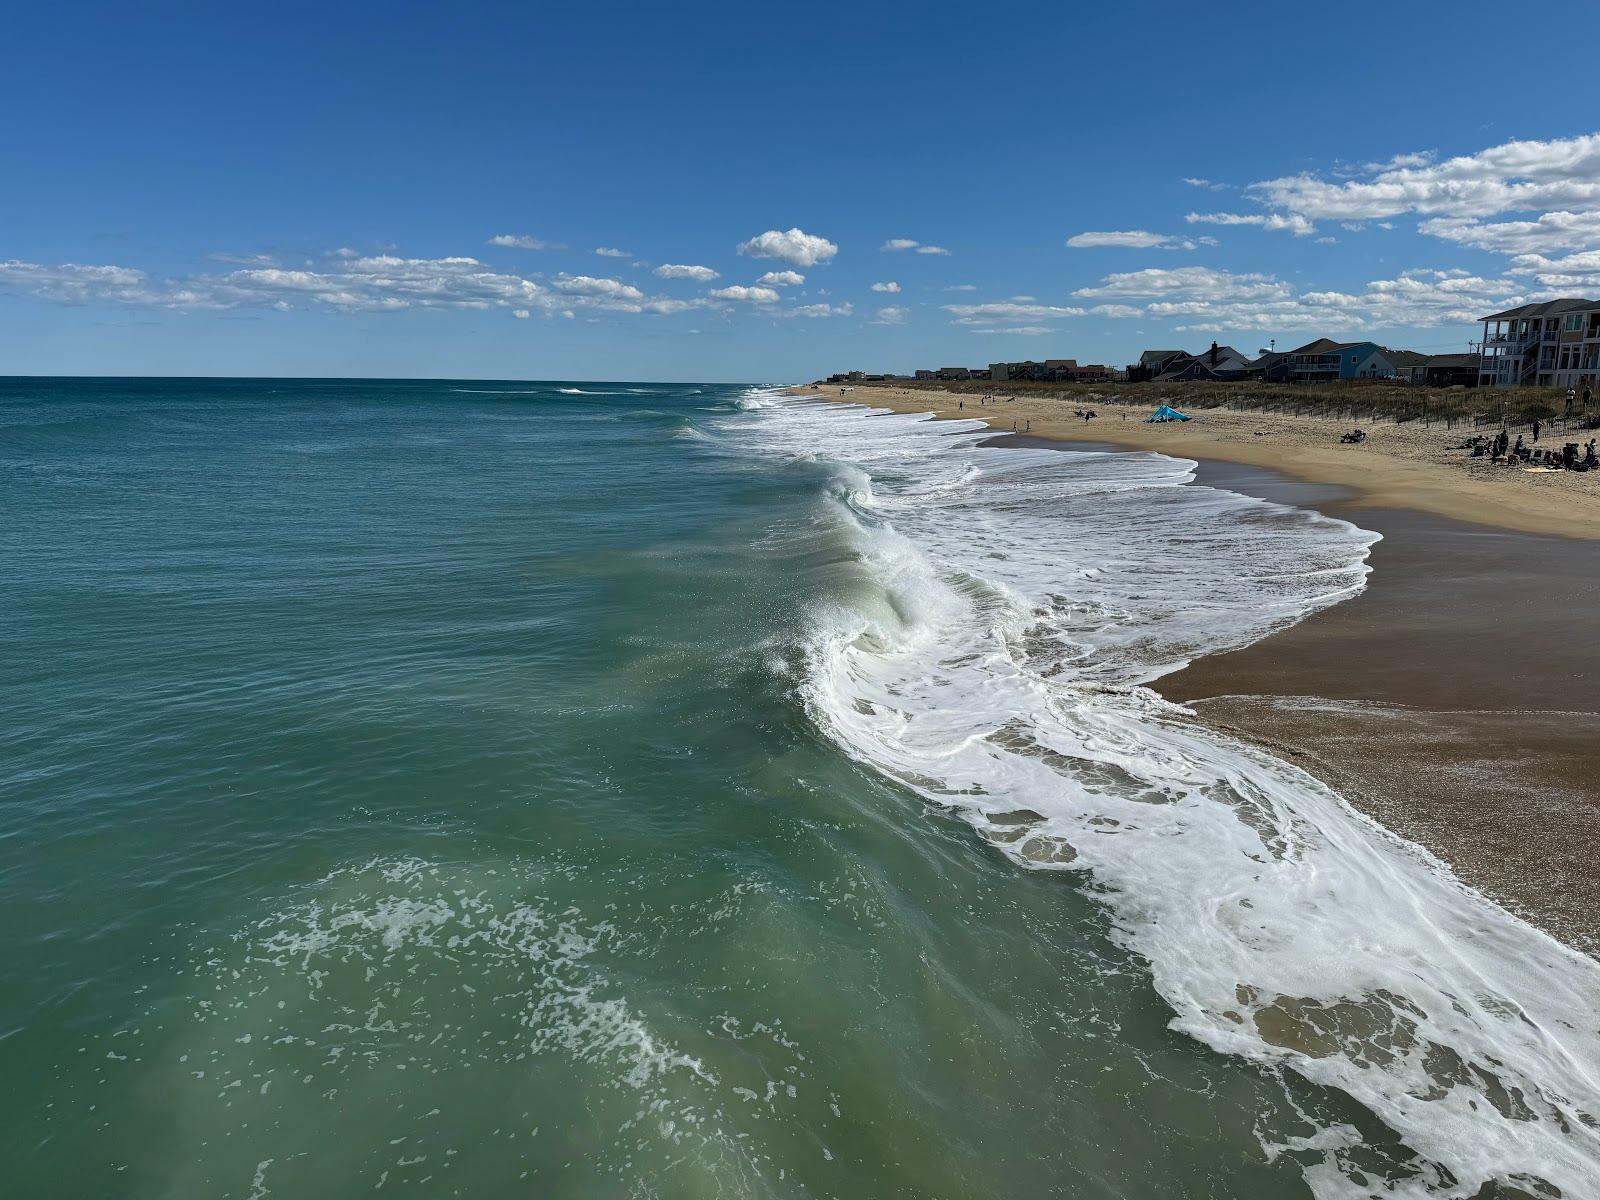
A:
[1139,349,1186,366]
[1425,352,1481,369]
[1479,298,1600,321]
[1385,350,1429,368]
[1287,337,1342,355]
[1154,358,1221,381]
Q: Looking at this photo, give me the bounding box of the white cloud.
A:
[871,280,901,292]
[1067,230,1196,250]
[1420,210,1600,255]
[488,234,562,250]
[709,284,780,304]
[210,252,278,266]
[878,238,950,255]
[553,274,645,301]
[1064,264,1525,333]
[654,263,719,282]
[1183,178,1230,191]
[1505,248,1600,289]
[872,305,908,325]
[1248,133,1600,221]
[787,302,854,318]
[943,301,1085,325]
[943,283,977,292]
[755,269,805,287]
[1185,211,1317,236]
[594,247,631,257]
[964,325,1053,336]
[0,260,161,306]
[0,251,706,319]
[639,297,714,314]
[1315,236,1338,245]
[736,228,838,267]
[1074,266,1291,302]
[513,309,531,318]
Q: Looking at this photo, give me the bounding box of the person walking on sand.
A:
[1533,418,1541,443]
[1585,383,1594,411]
[1566,386,1576,415]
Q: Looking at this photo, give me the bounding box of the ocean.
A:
[2,377,1596,1198]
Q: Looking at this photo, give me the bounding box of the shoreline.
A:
[788,384,1600,540]
[791,386,1600,955]
[1162,464,1600,955]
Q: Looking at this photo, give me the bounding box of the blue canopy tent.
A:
[1145,405,1190,423]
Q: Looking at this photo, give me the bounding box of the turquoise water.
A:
[3,378,1596,1198]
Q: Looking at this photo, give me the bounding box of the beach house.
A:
[1386,350,1431,384]
[1280,339,1401,382]
[1478,299,1600,390]
[1126,349,1188,382]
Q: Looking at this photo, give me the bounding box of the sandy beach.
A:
[795,385,1600,955]
[792,383,1600,540]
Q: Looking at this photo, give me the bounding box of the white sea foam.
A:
[716,390,1600,1198]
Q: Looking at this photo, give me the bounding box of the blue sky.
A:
[4,0,1599,381]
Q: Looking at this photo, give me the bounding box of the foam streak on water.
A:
[719,392,1600,1198]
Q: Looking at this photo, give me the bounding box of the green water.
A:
[0,378,1523,1197]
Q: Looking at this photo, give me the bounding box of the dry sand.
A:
[793,384,1600,540]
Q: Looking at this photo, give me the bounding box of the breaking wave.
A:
[716,390,1600,1198]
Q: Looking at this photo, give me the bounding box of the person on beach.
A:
[1585,383,1594,411]
[1533,419,1541,443]
[1566,386,1576,414]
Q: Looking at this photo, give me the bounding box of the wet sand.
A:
[989,435,1600,952]
[799,381,1600,954]
[1159,455,1600,954]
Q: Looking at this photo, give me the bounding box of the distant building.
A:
[915,369,936,380]
[1386,350,1430,384]
[1196,343,1252,377]
[1478,299,1600,389]
[1282,339,1399,381]
[1153,357,1223,383]
[1149,343,1251,382]
[1127,349,1188,382]
[986,358,1113,383]
[935,367,973,380]
[1420,353,1481,388]
[1250,351,1291,381]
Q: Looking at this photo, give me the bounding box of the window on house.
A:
[1565,314,1584,332]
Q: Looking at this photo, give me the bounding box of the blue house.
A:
[1283,338,1399,381]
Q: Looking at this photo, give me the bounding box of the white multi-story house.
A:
[1479,299,1600,389]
